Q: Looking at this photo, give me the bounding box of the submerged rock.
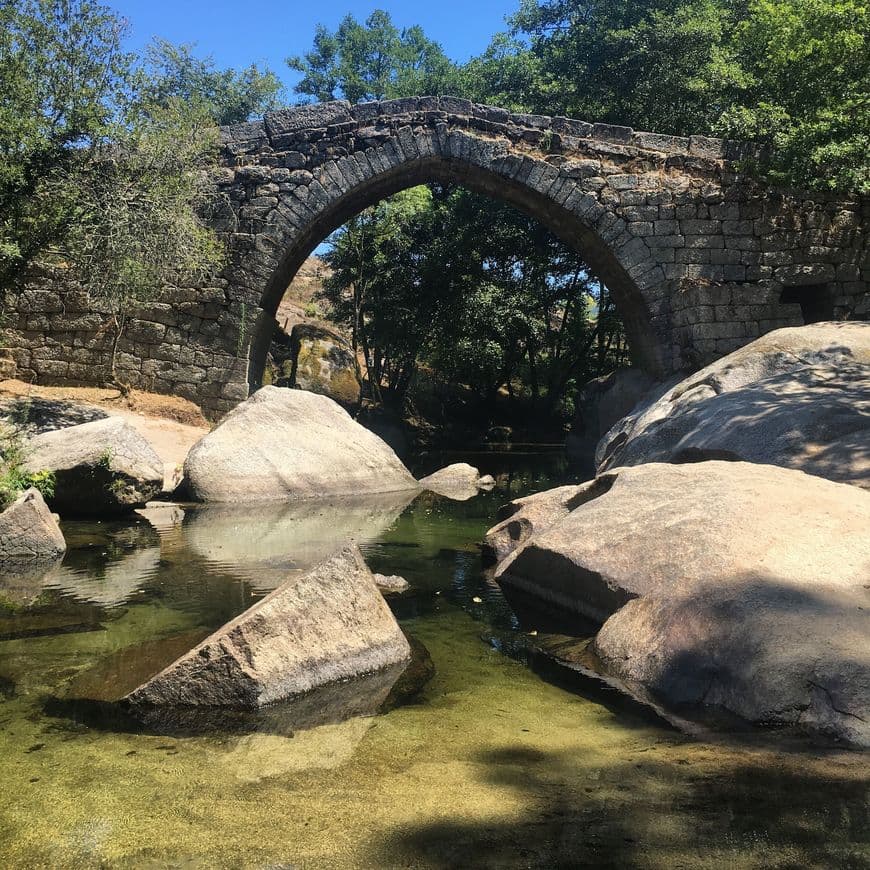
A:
[24,417,163,515]
[0,488,66,562]
[496,461,870,746]
[184,386,419,503]
[126,545,411,708]
[597,322,870,488]
[373,573,410,594]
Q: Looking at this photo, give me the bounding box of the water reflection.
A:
[168,491,417,592]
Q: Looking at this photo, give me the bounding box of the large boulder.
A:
[566,368,657,463]
[597,322,870,488]
[0,488,66,562]
[23,417,163,516]
[495,462,870,746]
[184,386,419,503]
[126,546,411,708]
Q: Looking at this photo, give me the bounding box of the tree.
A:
[138,38,283,126]
[287,9,462,103]
[0,1,267,308]
[0,0,132,283]
[508,0,868,191]
[717,0,869,192]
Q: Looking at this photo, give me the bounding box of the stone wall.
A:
[2,268,249,409]
[2,96,867,419]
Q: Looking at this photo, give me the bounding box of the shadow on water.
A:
[365,743,870,869]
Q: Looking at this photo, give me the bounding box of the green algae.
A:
[0,453,867,869]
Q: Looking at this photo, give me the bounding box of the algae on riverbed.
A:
[0,455,867,869]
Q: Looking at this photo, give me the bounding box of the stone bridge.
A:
[4,97,868,417]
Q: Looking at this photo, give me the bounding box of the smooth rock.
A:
[184,386,419,503]
[597,322,870,488]
[496,461,870,746]
[0,488,66,562]
[418,462,489,500]
[126,546,411,708]
[24,417,163,516]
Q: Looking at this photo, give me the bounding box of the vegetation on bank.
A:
[0,427,54,511]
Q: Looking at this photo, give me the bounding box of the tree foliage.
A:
[505,0,868,191]
[139,38,283,126]
[0,0,288,311]
[319,185,628,416]
[287,9,462,103]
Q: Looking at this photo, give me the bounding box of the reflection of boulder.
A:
[0,487,66,563]
[126,546,411,708]
[44,546,161,608]
[24,417,163,515]
[184,387,419,503]
[181,491,416,591]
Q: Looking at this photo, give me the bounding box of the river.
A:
[0,451,866,868]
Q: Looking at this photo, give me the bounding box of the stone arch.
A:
[229,126,670,394]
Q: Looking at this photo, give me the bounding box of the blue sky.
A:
[110,0,517,97]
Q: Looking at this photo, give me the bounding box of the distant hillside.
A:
[275,255,332,332]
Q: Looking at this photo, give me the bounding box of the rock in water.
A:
[418,462,488,500]
[126,546,411,708]
[496,461,870,746]
[0,488,66,562]
[597,322,870,488]
[373,573,410,594]
[184,386,419,502]
[24,417,163,516]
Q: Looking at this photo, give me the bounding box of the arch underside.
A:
[247,155,667,393]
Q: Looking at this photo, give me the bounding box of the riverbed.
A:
[0,452,867,868]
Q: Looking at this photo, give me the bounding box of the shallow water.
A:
[0,452,867,869]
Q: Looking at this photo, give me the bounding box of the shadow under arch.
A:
[247,154,666,393]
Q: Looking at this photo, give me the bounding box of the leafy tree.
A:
[138,38,283,126]
[717,0,869,192]
[0,0,132,282]
[508,0,868,191]
[287,9,462,103]
[319,184,625,418]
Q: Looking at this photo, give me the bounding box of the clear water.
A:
[0,452,867,869]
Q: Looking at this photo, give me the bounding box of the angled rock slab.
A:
[0,487,66,562]
[126,546,411,708]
